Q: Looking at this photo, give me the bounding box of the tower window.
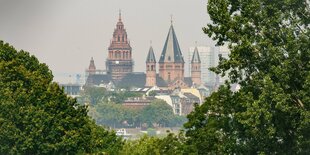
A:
[118,36,120,41]
[168,56,171,61]
[168,72,171,81]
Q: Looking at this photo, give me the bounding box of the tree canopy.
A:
[185,0,310,154]
[0,41,122,154]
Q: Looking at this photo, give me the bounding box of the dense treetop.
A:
[0,41,122,154]
[185,0,310,154]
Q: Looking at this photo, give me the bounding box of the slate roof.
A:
[184,77,193,87]
[183,92,200,101]
[146,46,156,63]
[85,74,112,86]
[117,72,146,88]
[159,25,184,63]
[156,74,168,87]
[191,47,201,63]
[86,73,169,88]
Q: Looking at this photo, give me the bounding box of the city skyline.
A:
[0,0,215,83]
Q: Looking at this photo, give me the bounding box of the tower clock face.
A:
[116,61,119,64]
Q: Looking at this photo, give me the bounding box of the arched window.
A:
[122,36,124,42]
[168,72,171,81]
[118,36,120,41]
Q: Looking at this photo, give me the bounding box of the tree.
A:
[119,131,190,155]
[95,102,125,128]
[82,86,107,105]
[185,0,310,154]
[140,99,174,127]
[0,41,122,154]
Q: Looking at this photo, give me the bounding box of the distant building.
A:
[59,83,82,98]
[143,22,202,89]
[155,88,201,116]
[188,46,216,85]
[122,97,152,110]
[85,14,202,90]
[158,23,185,85]
[145,46,157,87]
[191,46,202,85]
[189,45,230,88]
[106,12,134,82]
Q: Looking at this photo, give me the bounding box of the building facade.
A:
[106,12,133,81]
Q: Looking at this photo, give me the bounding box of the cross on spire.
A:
[170,14,173,25]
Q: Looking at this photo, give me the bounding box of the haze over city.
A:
[0,0,213,82]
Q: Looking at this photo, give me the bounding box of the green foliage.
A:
[140,99,175,127]
[95,102,126,128]
[82,87,107,105]
[185,0,310,154]
[93,98,186,128]
[148,90,157,97]
[0,41,122,154]
[80,87,142,105]
[120,131,190,155]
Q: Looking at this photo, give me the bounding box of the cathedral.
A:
[85,13,201,89]
[106,12,133,81]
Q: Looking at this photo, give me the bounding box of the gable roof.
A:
[159,25,184,63]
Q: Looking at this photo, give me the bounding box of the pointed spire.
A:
[119,9,122,22]
[88,57,96,71]
[191,46,201,63]
[146,45,156,63]
[159,21,184,63]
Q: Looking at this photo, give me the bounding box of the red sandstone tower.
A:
[87,57,96,75]
[158,22,185,82]
[106,12,133,81]
[191,46,201,85]
[145,45,157,87]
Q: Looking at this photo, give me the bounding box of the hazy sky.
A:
[0,0,214,82]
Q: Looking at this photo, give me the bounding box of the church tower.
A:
[87,57,96,75]
[145,45,157,87]
[106,11,133,81]
[191,46,201,85]
[158,21,185,83]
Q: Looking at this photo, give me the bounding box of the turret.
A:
[145,45,157,86]
[87,57,96,75]
[191,46,201,85]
